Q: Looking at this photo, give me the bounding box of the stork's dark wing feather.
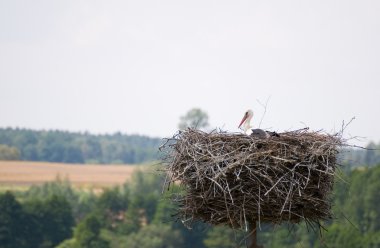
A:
[251,129,269,138]
[266,131,280,137]
[250,129,280,138]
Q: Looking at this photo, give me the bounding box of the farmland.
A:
[0,161,141,190]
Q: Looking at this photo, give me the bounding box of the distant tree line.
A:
[0,128,161,164]
[340,141,380,168]
[1,165,380,248]
[0,144,20,160]
[1,125,379,167]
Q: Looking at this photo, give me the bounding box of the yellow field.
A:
[0,161,141,190]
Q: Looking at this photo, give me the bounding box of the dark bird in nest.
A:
[238,109,280,138]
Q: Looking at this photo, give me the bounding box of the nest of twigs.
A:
[160,128,344,230]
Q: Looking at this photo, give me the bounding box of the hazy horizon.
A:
[1,0,379,145]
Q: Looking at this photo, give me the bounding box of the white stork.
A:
[238,109,279,138]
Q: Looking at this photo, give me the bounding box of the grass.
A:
[0,160,141,190]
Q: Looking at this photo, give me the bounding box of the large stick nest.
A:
[160,128,344,229]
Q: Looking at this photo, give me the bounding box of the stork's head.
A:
[238,109,254,130]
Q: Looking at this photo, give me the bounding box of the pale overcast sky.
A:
[0,0,379,145]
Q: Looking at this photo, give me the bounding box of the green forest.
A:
[0,128,161,164]
[1,164,380,248]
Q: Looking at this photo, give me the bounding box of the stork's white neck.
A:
[242,115,253,133]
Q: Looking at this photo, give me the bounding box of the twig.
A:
[256,96,271,129]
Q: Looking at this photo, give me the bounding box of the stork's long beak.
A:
[238,113,248,129]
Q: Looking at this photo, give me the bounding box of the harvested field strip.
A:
[0,161,140,189]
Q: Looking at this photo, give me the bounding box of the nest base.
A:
[162,128,343,230]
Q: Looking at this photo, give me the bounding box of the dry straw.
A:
[160,128,344,231]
